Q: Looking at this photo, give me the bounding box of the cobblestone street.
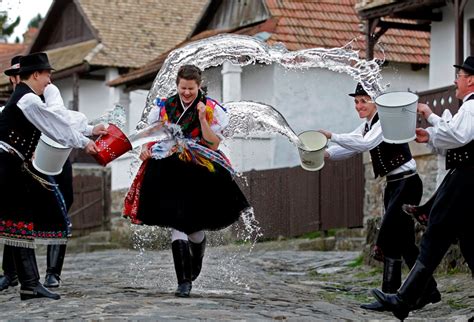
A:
[0,240,472,320]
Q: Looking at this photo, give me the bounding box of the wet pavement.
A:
[0,240,472,320]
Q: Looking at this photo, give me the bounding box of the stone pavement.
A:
[0,240,472,320]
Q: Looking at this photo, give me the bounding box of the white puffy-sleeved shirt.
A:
[426,92,474,150]
[326,115,416,175]
[15,84,91,148]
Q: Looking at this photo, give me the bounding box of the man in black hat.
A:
[372,57,474,320]
[318,83,440,313]
[0,55,23,291]
[0,52,101,300]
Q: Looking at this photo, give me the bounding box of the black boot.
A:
[372,260,432,320]
[0,245,19,291]
[361,257,402,311]
[172,240,192,297]
[189,236,206,281]
[413,278,441,310]
[44,244,66,288]
[12,247,60,301]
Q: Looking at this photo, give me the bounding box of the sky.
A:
[1,0,53,42]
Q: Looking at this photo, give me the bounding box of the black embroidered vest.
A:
[446,94,474,169]
[0,83,41,160]
[164,91,206,139]
[368,113,413,178]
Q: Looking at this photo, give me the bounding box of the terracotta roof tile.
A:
[109,0,429,87]
[77,0,209,68]
[0,40,98,86]
[264,0,429,64]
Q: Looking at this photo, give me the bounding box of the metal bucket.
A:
[32,134,72,175]
[93,123,132,166]
[375,91,419,144]
[297,131,328,171]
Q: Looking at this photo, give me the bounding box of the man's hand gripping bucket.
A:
[93,123,132,166]
[297,130,328,171]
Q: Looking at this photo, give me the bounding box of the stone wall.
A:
[362,144,470,273]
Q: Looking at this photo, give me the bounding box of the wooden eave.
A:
[357,0,446,22]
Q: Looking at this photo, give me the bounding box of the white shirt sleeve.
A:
[426,100,474,149]
[43,84,93,136]
[17,93,90,148]
[326,143,358,160]
[331,121,384,153]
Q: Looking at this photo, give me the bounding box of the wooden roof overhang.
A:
[357,0,448,60]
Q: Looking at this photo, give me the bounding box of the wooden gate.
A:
[68,167,111,236]
[239,155,364,238]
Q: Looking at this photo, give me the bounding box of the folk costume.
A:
[326,84,440,312]
[124,90,249,296]
[124,91,249,232]
[0,53,92,300]
[0,84,88,291]
[373,57,474,320]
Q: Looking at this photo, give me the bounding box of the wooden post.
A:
[72,72,79,111]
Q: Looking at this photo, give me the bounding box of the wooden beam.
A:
[379,20,431,32]
[393,11,443,22]
[72,72,79,112]
[454,0,464,67]
[357,0,446,20]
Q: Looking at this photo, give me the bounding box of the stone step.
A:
[334,237,366,251]
[335,228,366,239]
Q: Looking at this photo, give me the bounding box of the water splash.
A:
[222,101,305,149]
[138,33,385,130]
[89,104,127,131]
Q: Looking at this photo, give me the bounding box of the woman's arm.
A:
[197,101,221,150]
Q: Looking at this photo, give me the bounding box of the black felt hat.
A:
[453,56,474,74]
[18,53,54,75]
[348,83,369,97]
[4,55,23,76]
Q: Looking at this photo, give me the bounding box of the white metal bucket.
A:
[32,134,72,176]
[375,91,419,144]
[297,131,328,171]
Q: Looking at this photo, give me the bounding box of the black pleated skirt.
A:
[136,154,250,234]
[0,151,68,247]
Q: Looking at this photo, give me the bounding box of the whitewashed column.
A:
[221,61,242,103]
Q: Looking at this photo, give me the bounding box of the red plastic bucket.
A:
[93,123,132,166]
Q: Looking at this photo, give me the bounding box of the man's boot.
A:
[403,250,441,310]
[0,245,19,291]
[189,236,206,281]
[172,240,192,297]
[44,244,66,288]
[361,257,402,311]
[12,247,60,301]
[372,260,432,320]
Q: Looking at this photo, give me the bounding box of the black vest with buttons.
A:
[445,94,474,169]
[0,83,41,160]
[368,113,413,178]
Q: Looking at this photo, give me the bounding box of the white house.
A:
[0,0,209,191]
[109,0,430,175]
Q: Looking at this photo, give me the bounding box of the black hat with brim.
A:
[4,55,23,76]
[348,83,369,97]
[18,53,54,75]
[453,56,474,74]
